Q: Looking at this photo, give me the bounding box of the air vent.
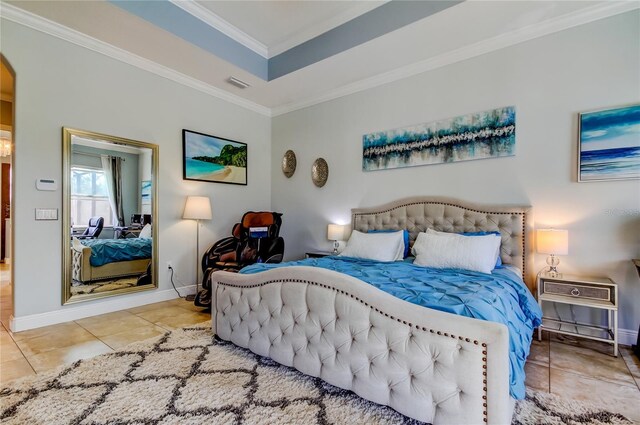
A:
[227,77,251,89]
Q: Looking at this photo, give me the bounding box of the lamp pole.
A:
[186,219,200,302]
[182,196,211,303]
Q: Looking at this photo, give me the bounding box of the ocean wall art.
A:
[578,104,640,182]
[183,129,247,185]
[362,106,516,171]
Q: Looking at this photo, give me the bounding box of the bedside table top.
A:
[539,272,615,287]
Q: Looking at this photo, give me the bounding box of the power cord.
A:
[168,266,185,299]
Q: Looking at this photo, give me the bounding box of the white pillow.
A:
[339,230,404,262]
[139,224,152,239]
[412,229,501,274]
[72,237,83,250]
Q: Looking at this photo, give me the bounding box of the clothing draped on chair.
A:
[101,155,124,226]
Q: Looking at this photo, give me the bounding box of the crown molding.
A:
[1,1,636,118]
[272,1,639,116]
[0,2,271,117]
[169,0,388,59]
[168,0,269,58]
[268,1,388,58]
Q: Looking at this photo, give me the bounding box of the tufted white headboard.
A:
[352,196,533,292]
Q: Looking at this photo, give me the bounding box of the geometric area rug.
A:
[0,325,632,425]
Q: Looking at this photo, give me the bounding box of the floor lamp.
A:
[183,196,212,302]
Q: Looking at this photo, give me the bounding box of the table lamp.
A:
[327,224,346,254]
[536,229,568,276]
[183,196,212,301]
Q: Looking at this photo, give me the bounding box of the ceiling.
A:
[195,0,386,56]
[2,1,637,115]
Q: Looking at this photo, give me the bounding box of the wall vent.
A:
[227,77,251,89]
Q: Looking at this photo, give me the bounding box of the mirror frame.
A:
[62,127,159,305]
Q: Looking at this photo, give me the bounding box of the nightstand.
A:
[537,272,618,356]
[305,251,333,259]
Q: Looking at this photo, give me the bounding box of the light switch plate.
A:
[35,208,58,220]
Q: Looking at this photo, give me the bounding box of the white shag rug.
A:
[0,325,632,425]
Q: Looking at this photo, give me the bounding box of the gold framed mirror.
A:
[62,128,159,304]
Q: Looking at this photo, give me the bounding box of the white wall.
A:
[272,12,640,331]
[1,19,271,319]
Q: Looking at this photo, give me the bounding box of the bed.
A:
[209,197,540,424]
[71,237,151,284]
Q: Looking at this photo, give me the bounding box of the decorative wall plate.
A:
[312,158,329,187]
[282,150,297,178]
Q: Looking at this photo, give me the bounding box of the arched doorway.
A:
[0,54,15,331]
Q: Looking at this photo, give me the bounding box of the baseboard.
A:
[619,327,638,347]
[9,289,638,347]
[9,285,196,332]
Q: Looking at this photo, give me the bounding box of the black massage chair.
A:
[194,211,284,309]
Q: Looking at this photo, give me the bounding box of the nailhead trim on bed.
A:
[216,277,489,423]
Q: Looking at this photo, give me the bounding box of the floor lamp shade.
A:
[183,196,212,220]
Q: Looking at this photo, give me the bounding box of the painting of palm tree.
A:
[183,130,247,185]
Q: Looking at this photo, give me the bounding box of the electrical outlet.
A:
[167,261,173,270]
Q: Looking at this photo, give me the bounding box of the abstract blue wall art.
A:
[578,104,640,182]
[141,180,151,205]
[362,106,516,171]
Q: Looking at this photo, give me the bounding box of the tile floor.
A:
[1,293,639,421]
[0,262,11,332]
[0,299,209,383]
[526,333,640,422]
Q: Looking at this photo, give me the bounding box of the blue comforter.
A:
[81,238,152,267]
[241,256,542,399]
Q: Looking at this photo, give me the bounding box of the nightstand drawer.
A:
[542,281,613,303]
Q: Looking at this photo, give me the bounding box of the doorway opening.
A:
[0,55,15,331]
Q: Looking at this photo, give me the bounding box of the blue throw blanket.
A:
[81,238,152,267]
[241,256,542,399]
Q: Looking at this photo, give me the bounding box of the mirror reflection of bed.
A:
[63,128,158,304]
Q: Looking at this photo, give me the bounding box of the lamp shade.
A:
[327,224,346,241]
[183,196,212,220]
[536,229,568,255]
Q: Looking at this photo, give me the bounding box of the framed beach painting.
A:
[182,129,247,185]
[578,104,640,182]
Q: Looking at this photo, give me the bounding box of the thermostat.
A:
[36,178,58,191]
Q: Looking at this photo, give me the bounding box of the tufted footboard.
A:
[212,266,514,425]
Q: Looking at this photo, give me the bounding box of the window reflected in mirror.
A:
[62,128,158,304]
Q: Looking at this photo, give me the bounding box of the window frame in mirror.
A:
[62,127,159,305]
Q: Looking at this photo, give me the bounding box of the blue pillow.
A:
[459,231,502,268]
[368,229,410,258]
